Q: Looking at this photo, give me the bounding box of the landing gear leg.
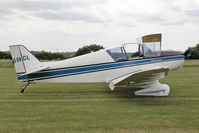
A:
[21,82,30,93]
[134,80,170,96]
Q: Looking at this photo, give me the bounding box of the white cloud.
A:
[0,0,199,51]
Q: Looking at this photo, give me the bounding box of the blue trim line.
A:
[17,55,184,81]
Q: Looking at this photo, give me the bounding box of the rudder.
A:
[9,45,41,75]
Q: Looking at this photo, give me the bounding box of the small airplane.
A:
[9,34,187,96]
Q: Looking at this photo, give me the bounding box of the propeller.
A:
[183,49,191,59]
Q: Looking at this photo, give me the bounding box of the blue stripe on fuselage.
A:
[17,55,184,81]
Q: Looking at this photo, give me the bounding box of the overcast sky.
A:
[0,0,199,52]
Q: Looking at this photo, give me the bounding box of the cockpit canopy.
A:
[107,34,162,61]
[107,47,128,62]
[141,34,161,57]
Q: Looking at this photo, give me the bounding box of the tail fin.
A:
[9,45,47,79]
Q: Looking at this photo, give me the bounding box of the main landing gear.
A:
[21,81,31,93]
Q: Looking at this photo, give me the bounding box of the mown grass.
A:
[183,59,199,67]
[0,60,199,133]
[0,59,13,68]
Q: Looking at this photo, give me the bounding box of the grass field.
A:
[0,60,199,133]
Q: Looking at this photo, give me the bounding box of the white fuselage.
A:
[16,47,184,85]
[10,44,184,96]
[33,56,184,83]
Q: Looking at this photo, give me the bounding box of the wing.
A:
[108,67,169,90]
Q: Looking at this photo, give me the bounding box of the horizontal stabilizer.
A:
[22,65,49,75]
[9,45,48,81]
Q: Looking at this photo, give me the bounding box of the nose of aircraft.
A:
[183,49,191,59]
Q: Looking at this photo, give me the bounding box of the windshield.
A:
[107,47,128,61]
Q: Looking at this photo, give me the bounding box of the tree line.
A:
[0,51,11,59]
[188,44,199,59]
[0,44,104,60]
[1,44,199,60]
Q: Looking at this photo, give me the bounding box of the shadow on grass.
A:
[111,86,171,106]
[18,83,169,106]
[21,84,159,97]
[113,86,148,98]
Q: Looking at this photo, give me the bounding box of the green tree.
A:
[35,51,65,60]
[188,44,199,59]
[131,51,140,57]
[0,51,11,59]
[75,44,105,56]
